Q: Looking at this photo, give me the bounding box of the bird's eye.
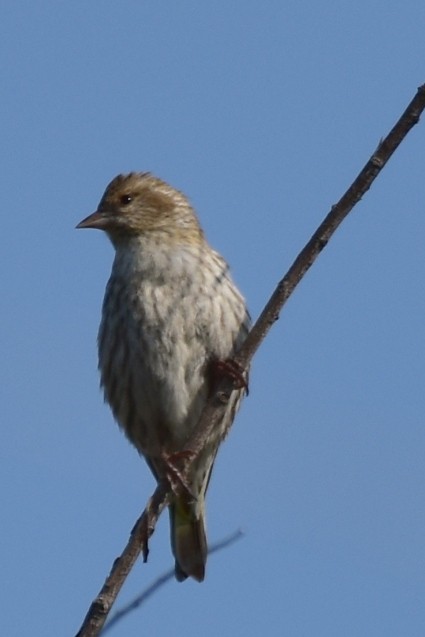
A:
[120,194,132,205]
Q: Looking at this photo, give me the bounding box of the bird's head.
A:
[76,172,202,246]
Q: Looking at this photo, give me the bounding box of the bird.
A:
[77,172,250,581]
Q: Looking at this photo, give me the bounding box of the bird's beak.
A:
[76,210,108,230]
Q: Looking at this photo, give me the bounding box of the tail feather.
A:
[170,497,207,582]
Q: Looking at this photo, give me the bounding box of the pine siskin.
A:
[77,173,250,581]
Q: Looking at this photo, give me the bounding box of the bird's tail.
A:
[169,495,207,582]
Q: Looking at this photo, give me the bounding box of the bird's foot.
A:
[210,358,249,395]
[162,451,196,500]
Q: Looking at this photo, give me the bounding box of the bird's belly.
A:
[99,310,209,457]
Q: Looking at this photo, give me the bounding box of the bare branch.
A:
[102,530,243,634]
[75,84,425,637]
[75,484,170,637]
[183,84,425,459]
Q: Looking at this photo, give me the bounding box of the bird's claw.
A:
[162,451,196,500]
[210,358,249,395]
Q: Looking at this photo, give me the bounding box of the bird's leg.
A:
[161,451,196,501]
[209,358,249,395]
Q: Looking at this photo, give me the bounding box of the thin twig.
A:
[75,84,425,637]
[102,530,243,634]
[75,484,170,637]
[183,84,425,459]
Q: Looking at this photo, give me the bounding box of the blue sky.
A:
[2,2,425,636]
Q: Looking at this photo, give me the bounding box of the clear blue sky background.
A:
[2,3,424,636]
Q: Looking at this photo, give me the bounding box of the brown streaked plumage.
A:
[77,172,250,581]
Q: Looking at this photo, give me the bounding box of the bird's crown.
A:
[77,172,203,245]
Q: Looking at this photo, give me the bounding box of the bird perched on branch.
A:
[77,172,250,581]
